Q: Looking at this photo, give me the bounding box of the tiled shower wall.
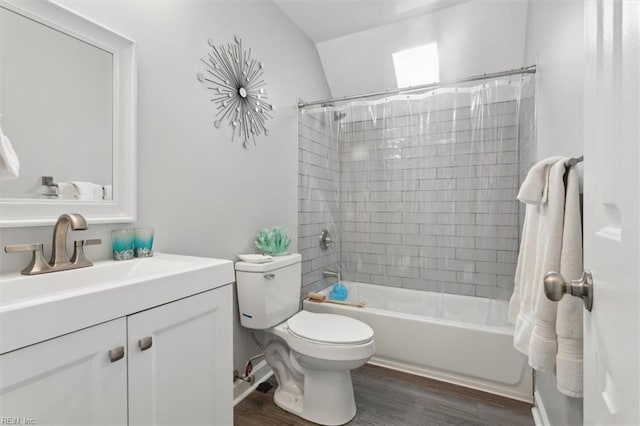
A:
[298,87,534,300]
[298,112,340,298]
[339,100,522,299]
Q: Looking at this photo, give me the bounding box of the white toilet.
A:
[235,253,375,426]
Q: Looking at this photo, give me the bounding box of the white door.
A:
[583,1,640,425]
[127,286,233,426]
[0,318,128,426]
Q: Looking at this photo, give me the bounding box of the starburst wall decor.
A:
[197,35,274,148]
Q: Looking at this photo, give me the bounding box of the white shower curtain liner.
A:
[298,74,536,300]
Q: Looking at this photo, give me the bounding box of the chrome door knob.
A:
[544,270,594,311]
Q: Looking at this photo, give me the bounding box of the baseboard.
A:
[233,360,273,406]
[531,390,551,426]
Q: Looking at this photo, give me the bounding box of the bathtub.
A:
[303,281,533,403]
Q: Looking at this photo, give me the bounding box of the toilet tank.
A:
[235,253,301,329]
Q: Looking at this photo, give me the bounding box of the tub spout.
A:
[323,270,341,282]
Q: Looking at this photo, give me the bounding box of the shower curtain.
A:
[298,75,535,300]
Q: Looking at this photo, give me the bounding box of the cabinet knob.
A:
[139,336,153,351]
[109,346,125,362]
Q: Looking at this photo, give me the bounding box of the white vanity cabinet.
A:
[0,318,128,426]
[128,285,233,426]
[0,284,233,426]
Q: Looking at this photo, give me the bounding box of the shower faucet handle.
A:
[319,229,334,250]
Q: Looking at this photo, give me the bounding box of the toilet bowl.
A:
[235,254,375,425]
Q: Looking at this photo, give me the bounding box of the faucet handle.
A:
[5,243,43,254]
[70,238,102,267]
[4,243,52,275]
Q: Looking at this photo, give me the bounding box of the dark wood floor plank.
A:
[234,364,534,426]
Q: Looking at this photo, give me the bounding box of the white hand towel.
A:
[0,126,20,182]
[57,182,78,199]
[103,185,113,200]
[71,181,103,200]
[510,158,567,372]
[556,166,583,397]
[517,156,564,204]
[510,157,564,325]
[92,185,104,200]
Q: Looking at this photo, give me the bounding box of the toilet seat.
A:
[268,311,375,362]
[287,311,373,345]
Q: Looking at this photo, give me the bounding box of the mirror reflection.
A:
[0,7,113,200]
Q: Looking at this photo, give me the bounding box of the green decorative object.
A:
[255,226,291,255]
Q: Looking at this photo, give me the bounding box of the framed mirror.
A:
[0,0,136,227]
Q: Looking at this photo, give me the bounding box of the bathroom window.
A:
[392,43,440,88]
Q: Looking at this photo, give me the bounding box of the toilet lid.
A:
[287,311,374,345]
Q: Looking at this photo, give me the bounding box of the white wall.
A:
[317,0,528,98]
[524,0,584,424]
[0,1,330,375]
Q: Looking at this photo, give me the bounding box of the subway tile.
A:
[437,213,475,225]
[402,213,437,224]
[370,233,402,244]
[402,278,438,292]
[419,224,456,236]
[420,269,457,282]
[438,258,475,272]
[476,261,517,276]
[385,244,420,256]
[457,271,498,286]
[402,234,438,246]
[456,224,498,238]
[371,212,402,223]
[298,96,525,297]
[497,250,519,263]
[476,237,519,251]
[436,235,476,248]
[386,223,420,234]
[455,248,497,262]
[420,246,456,258]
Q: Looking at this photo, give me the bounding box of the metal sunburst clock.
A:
[197,35,274,148]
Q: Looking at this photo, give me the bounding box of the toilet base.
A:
[272,368,357,426]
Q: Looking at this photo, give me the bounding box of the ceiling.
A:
[275,0,473,43]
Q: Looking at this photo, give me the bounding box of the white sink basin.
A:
[0,253,234,354]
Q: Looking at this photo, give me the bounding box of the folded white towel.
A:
[103,185,113,200]
[57,182,78,199]
[71,181,103,200]
[517,156,564,204]
[556,166,583,397]
[0,126,20,182]
[510,158,567,372]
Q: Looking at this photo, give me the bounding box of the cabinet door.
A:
[128,285,232,426]
[0,318,127,426]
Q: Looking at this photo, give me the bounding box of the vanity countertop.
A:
[0,253,234,354]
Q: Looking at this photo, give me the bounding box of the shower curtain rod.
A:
[298,65,536,109]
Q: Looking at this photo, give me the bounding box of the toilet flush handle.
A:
[264,273,275,280]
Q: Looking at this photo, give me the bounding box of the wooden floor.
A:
[235,364,534,426]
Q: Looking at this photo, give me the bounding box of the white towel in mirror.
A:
[71,181,103,200]
[0,125,20,182]
[57,182,78,199]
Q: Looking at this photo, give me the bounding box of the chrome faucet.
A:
[4,213,101,275]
